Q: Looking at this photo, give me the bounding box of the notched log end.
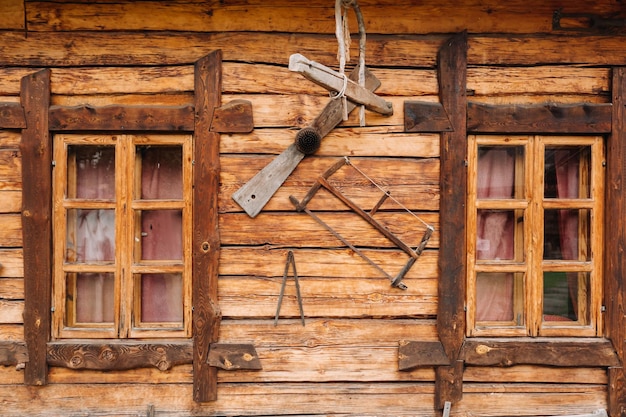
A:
[207,343,262,370]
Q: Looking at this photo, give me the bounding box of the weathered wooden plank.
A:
[220,127,440,157]
[435,31,468,410]
[0,382,608,417]
[219,247,437,280]
[404,101,453,132]
[0,278,23,299]
[218,276,438,319]
[0,102,25,129]
[0,131,21,149]
[608,367,626,417]
[398,340,450,370]
[5,32,626,67]
[606,66,626,415]
[0,249,23,277]
[47,341,193,371]
[207,344,261,370]
[192,51,222,403]
[48,104,195,131]
[219,212,439,249]
[210,100,253,133]
[0,300,23,324]
[463,365,607,384]
[0,149,21,191]
[467,102,612,133]
[462,338,620,367]
[23,0,625,35]
[0,191,21,212]
[0,0,24,30]
[0,324,23,341]
[0,341,28,366]
[20,69,51,386]
[0,214,22,247]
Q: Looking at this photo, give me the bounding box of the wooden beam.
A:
[207,343,262,370]
[404,101,612,134]
[47,341,192,371]
[398,341,450,370]
[0,102,25,128]
[606,66,626,414]
[48,104,195,131]
[20,69,52,386]
[435,31,468,410]
[467,102,612,133]
[403,101,453,132]
[608,367,626,417]
[210,99,254,133]
[461,338,620,367]
[192,50,222,403]
[0,341,28,366]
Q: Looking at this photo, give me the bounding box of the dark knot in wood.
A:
[69,354,84,368]
[295,127,321,155]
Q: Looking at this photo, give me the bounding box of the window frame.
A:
[52,133,193,339]
[20,51,222,402]
[465,134,605,338]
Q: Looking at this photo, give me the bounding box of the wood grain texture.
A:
[47,341,193,371]
[207,343,261,370]
[192,50,222,403]
[0,102,25,128]
[20,69,51,386]
[461,338,620,367]
[0,341,27,366]
[398,340,450,370]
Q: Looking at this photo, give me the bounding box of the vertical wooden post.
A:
[192,50,222,402]
[20,69,52,385]
[435,31,468,408]
[606,67,626,416]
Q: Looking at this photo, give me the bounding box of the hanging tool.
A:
[274,251,305,326]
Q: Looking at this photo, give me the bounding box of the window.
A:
[52,134,193,339]
[466,135,604,337]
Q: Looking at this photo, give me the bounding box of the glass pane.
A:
[476,272,524,324]
[66,209,115,263]
[544,146,590,199]
[138,210,183,261]
[477,145,524,199]
[543,271,589,324]
[139,145,183,200]
[543,209,590,261]
[69,145,115,199]
[139,273,183,323]
[476,210,517,261]
[71,272,115,324]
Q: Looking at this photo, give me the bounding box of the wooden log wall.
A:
[0,0,624,416]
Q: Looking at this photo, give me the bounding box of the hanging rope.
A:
[334,0,367,126]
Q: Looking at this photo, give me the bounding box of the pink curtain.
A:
[73,146,183,326]
[475,148,515,321]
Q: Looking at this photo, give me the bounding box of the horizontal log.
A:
[48,104,195,131]
[0,249,23,278]
[0,324,23,341]
[3,32,626,67]
[0,382,607,416]
[0,150,22,191]
[467,102,613,133]
[0,341,27,366]
[0,131,21,149]
[0,278,23,299]
[218,275,438,319]
[0,214,22,247]
[0,102,25,128]
[463,365,607,384]
[0,300,23,324]
[22,0,626,35]
[0,191,21,213]
[47,341,194,371]
[461,338,620,367]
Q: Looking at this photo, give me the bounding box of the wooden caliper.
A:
[232,53,393,217]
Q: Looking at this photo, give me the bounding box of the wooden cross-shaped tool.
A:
[232,54,393,218]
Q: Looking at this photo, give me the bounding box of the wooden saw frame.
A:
[289,157,434,290]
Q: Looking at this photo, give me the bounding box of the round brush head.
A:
[295,127,321,155]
